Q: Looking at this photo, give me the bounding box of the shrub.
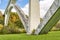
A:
[2,27,11,34]
[0,24,3,30]
[0,24,4,33]
[51,27,60,31]
[19,29,26,33]
[56,23,60,28]
[31,29,35,35]
[9,27,20,34]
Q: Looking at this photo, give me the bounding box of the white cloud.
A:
[0,8,16,15]
[21,0,54,18]
[11,8,16,12]
[0,9,5,14]
[21,4,29,15]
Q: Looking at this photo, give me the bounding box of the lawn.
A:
[0,31,60,40]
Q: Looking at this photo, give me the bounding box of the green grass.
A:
[0,31,60,40]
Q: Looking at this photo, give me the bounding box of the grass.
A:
[0,31,60,40]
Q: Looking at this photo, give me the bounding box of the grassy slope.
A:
[0,31,60,40]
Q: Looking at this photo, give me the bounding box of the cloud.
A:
[21,4,29,15]
[0,8,16,15]
[21,0,54,18]
[0,9,5,14]
[11,8,16,12]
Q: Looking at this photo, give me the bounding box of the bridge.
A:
[4,0,60,35]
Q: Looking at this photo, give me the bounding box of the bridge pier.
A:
[28,0,40,34]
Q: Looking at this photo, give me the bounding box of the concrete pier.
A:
[29,0,40,34]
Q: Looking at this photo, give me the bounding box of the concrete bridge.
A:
[4,0,60,35]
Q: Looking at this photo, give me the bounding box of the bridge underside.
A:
[4,0,60,35]
[34,0,60,35]
[40,7,60,34]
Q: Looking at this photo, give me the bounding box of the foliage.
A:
[51,20,60,31]
[40,18,43,22]
[9,12,24,28]
[0,11,4,25]
[0,12,26,34]
[56,23,60,28]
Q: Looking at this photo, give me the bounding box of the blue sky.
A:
[0,0,29,9]
[0,0,54,18]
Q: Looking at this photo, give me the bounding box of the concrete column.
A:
[4,3,13,27]
[4,13,9,26]
[29,0,40,34]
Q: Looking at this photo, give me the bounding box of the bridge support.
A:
[4,0,16,27]
[29,0,40,34]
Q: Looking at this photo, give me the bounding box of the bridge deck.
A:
[40,7,60,34]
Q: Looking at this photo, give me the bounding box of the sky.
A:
[0,0,29,9]
[0,0,54,18]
